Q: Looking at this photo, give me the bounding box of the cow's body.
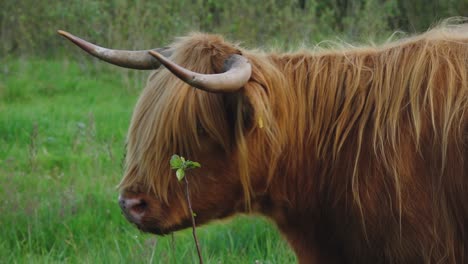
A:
[61,23,468,263]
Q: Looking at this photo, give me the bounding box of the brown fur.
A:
[119,20,468,263]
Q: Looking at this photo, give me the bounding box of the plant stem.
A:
[184,176,203,264]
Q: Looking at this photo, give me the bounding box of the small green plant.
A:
[170,155,201,181]
[170,154,203,264]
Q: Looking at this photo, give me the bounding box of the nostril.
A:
[118,195,126,209]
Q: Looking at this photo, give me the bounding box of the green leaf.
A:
[192,212,197,217]
[170,155,183,169]
[186,161,201,169]
[176,168,185,181]
[180,156,186,163]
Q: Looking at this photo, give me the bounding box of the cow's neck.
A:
[277,219,328,263]
[252,195,342,264]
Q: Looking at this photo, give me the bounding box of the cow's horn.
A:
[57,30,170,70]
[148,50,251,93]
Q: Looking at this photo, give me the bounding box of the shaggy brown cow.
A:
[59,21,468,263]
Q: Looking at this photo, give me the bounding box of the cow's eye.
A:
[196,121,207,136]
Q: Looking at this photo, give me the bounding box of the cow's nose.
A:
[118,194,148,223]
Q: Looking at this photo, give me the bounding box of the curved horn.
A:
[57,30,170,70]
[148,50,252,93]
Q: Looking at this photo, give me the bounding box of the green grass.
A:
[0,58,296,263]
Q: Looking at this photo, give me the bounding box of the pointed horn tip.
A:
[148,50,164,59]
[148,50,170,66]
[57,30,74,40]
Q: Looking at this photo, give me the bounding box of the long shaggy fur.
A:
[120,20,468,263]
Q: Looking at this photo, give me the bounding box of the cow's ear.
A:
[239,94,255,130]
[223,92,254,133]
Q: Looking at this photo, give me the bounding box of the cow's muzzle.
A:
[118,194,148,225]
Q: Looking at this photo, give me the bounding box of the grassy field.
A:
[0,58,296,263]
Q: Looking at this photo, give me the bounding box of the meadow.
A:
[2,0,467,263]
[0,59,295,263]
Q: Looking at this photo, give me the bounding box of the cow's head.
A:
[59,31,287,234]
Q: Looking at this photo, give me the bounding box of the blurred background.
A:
[2,0,468,57]
[1,0,467,263]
